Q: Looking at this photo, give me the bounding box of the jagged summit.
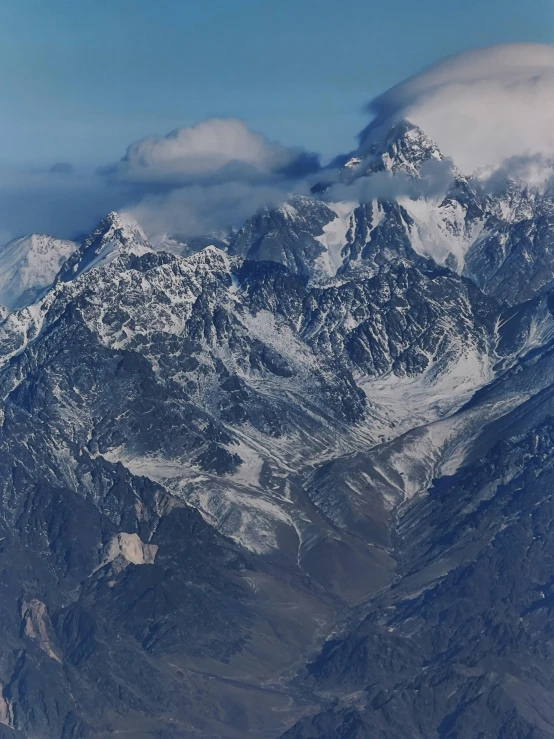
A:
[350,119,444,177]
[58,211,152,281]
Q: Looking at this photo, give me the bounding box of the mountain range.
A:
[1,119,554,738]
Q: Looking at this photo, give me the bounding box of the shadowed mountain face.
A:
[2,123,554,738]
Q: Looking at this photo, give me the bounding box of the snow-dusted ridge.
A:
[1,117,554,559]
[0,201,544,558]
[58,211,152,281]
[2,80,554,737]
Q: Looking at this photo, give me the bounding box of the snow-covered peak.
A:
[182,243,235,278]
[87,211,150,253]
[353,119,444,177]
[0,233,78,310]
[59,211,152,281]
[273,195,320,220]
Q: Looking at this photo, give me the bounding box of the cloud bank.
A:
[365,43,554,175]
[107,118,319,241]
[0,119,319,243]
[105,117,320,187]
[128,183,304,243]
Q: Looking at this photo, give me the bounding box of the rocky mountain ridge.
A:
[1,119,554,737]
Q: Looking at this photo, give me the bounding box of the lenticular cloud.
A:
[366,43,554,174]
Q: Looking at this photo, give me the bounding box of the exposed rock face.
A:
[465,188,554,304]
[21,600,62,663]
[228,196,338,275]
[2,119,554,737]
[98,533,159,573]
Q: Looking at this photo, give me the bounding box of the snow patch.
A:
[399,194,484,270]
[313,201,356,280]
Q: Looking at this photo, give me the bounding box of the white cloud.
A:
[366,43,554,175]
[100,117,319,240]
[127,181,307,241]
[107,117,320,186]
[323,158,455,204]
[0,118,320,245]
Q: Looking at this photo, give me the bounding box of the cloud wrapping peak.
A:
[6,43,554,245]
[323,157,456,204]
[127,182,300,242]
[108,117,320,186]
[367,43,554,174]
[103,117,319,241]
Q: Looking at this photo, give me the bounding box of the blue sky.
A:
[2,0,553,168]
